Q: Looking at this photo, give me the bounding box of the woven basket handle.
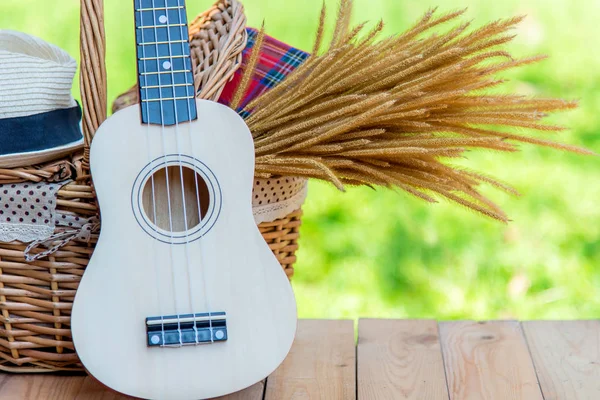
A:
[80,0,107,163]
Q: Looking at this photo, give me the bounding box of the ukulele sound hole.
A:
[142,166,210,233]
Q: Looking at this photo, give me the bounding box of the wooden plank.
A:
[213,380,266,400]
[0,372,265,400]
[72,376,129,399]
[439,321,543,400]
[0,373,83,400]
[523,320,600,400]
[0,373,126,400]
[264,319,355,400]
[357,319,449,399]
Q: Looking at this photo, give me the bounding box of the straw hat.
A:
[0,30,83,167]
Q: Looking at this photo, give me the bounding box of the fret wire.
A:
[135,6,184,11]
[137,23,186,29]
[141,70,190,75]
[141,40,187,45]
[139,55,189,60]
[141,83,193,89]
[141,96,195,102]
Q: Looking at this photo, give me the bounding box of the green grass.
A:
[3,0,598,320]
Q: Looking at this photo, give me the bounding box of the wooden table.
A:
[0,320,598,399]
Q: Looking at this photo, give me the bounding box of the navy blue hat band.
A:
[0,105,83,156]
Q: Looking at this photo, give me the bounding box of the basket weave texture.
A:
[0,0,303,372]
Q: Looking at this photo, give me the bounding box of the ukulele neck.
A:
[134,0,197,126]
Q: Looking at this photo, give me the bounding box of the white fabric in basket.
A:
[252,177,308,224]
[0,181,62,243]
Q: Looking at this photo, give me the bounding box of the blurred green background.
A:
[3,0,598,320]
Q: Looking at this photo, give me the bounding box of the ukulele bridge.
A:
[145,312,227,347]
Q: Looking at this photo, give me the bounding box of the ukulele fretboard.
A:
[134,0,197,126]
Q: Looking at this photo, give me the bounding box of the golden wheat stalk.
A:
[237,0,594,221]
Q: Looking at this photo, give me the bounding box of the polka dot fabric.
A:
[0,181,60,243]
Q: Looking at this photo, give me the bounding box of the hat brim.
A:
[0,137,84,168]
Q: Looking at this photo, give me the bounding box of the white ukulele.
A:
[71,1,297,399]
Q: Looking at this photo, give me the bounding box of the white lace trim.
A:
[0,223,54,243]
[253,183,308,224]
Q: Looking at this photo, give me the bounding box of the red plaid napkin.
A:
[218,28,310,117]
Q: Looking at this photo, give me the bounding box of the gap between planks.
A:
[1,320,600,399]
[439,320,543,400]
[357,319,449,400]
[522,320,600,400]
[0,319,356,400]
[264,319,356,399]
[219,319,356,399]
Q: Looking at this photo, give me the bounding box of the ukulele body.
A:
[71,100,297,400]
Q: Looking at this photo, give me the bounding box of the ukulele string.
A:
[140,0,165,346]
[164,0,201,344]
[150,0,183,346]
[176,0,214,343]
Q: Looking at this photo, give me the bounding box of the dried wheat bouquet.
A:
[233,0,593,221]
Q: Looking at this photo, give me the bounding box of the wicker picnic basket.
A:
[0,0,304,372]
